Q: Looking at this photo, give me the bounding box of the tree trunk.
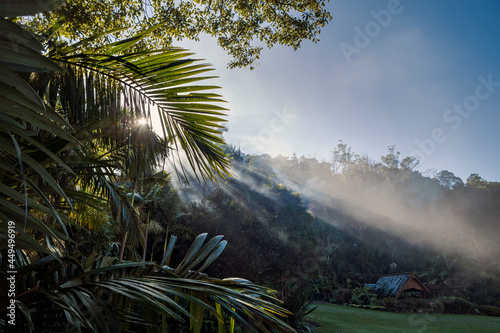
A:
[142,211,150,262]
[119,231,128,260]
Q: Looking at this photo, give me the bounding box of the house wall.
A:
[403,278,425,292]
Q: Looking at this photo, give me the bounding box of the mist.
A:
[239,149,500,281]
[169,145,499,295]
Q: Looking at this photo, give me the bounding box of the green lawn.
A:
[310,303,500,333]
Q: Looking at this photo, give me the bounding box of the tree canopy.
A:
[20,0,332,69]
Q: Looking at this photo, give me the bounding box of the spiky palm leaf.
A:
[3,234,296,332]
[0,8,76,255]
[46,24,230,182]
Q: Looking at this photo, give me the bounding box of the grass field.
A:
[310,303,500,333]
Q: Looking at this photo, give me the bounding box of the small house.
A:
[372,273,429,299]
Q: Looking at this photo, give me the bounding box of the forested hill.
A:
[166,143,500,306]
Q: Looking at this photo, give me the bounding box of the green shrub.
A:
[434,297,479,315]
[370,297,386,307]
[477,305,500,317]
[381,297,480,315]
[335,289,353,304]
[385,298,434,313]
[351,286,377,306]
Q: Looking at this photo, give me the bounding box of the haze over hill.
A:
[171,143,500,306]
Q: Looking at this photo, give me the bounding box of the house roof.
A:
[372,273,429,298]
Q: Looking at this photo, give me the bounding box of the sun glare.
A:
[136,117,148,126]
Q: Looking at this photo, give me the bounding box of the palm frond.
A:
[0,0,64,17]
[3,235,296,332]
[48,27,230,182]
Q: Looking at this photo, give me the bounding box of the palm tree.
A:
[0,2,295,332]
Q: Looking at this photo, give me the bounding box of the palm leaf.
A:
[49,29,230,181]
[4,235,296,332]
[0,0,63,17]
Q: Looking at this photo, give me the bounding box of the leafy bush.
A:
[434,297,479,315]
[351,286,377,306]
[383,297,480,315]
[335,289,353,304]
[369,297,387,307]
[385,298,435,313]
[477,305,500,317]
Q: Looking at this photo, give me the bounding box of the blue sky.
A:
[179,0,500,182]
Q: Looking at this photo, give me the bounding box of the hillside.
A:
[163,143,500,307]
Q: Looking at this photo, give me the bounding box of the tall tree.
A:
[435,170,464,190]
[20,0,332,69]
